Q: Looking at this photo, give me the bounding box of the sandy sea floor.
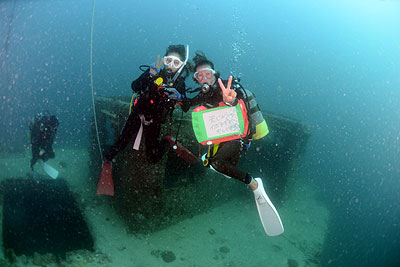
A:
[0,147,328,266]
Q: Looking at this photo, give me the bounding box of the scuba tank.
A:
[233,79,269,140]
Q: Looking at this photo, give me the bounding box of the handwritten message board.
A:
[203,106,240,138]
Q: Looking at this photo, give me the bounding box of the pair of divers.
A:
[96,45,284,237]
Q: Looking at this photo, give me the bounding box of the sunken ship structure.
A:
[88,96,311,233]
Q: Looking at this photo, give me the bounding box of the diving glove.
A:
[165,88,183,101]
[149,63,160,77]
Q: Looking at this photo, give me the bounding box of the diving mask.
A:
[164,56,184,69]
[194,68,215,82]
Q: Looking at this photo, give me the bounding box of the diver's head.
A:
[192,51,219,86]
[164,44,186,74]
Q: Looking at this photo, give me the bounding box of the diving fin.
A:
[253,178,284,236]
[39,160,59,179]
[97,161,114,196]
[165,135,199,164]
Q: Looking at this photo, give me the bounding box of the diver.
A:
[29,111,59,171]
[97,44,196,196]
[188,51,284,236]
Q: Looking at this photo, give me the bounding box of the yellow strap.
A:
[129,93,136,115]
[212,143,220,156]
[207,145,211,158]
[206,143,220,158]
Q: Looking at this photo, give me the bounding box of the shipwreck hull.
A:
[88,96,311,233]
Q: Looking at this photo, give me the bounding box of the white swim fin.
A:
[253,178,284,236]
[40,160,59,179]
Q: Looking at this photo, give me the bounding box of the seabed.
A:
[0,147,328,266]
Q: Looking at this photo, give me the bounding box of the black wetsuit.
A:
[30,115,58,170]
[189,81,252,185]
[105,69,187,163]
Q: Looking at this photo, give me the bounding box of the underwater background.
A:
[1,0,399,266]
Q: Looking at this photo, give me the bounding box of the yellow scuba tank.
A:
[244,89,269,140]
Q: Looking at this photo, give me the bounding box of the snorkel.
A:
[171,44,189,83]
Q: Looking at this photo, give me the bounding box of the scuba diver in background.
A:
[97,44,196,196]
[29,111,59,171]
[189,51,284,236]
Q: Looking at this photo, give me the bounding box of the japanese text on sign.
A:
[203,107,240,138]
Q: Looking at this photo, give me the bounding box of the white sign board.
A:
[203,107,240,138]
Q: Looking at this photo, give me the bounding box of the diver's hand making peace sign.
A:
[218,76,237,104]
[149,56,163,77]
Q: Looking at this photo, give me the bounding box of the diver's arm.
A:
[168,77,192,112]
[180,98,191,112]
[131,69,152,93]
[219,76,237,105]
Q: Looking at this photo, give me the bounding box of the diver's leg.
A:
[212,142,284,236]
[30,144,40,170]
[143,122,167,164]
[209,141,252,184]
[105,112,141,161]
[41,144,55,162]
[47,146,55,159]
